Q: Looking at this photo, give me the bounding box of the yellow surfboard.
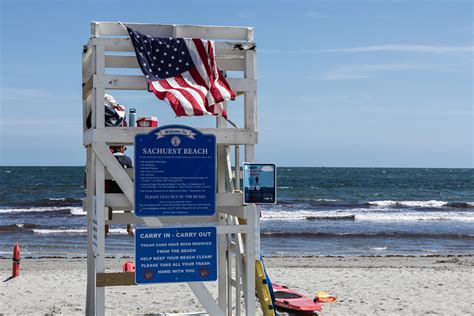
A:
[255,260,276,316]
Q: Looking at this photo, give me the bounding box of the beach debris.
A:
[314,291,337,303]
[122,261,136,272]
[12,242,20,277]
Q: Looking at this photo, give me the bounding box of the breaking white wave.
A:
[356,212,474,222]
[0,206,85,216]
[70,208,87,216]
[368,200,448,208]
[261,209,474,222]
[33,228,129,235]
[370,247,387,251]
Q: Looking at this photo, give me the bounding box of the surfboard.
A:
[273,283,322,315]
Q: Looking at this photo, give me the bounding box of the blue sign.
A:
[135,125,216,216]
[243,163,277,204]
[135,227,217,284]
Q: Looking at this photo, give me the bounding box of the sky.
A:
[0,0,472,167]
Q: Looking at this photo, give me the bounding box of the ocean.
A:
[1,167,473,258]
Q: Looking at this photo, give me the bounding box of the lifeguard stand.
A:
[82,22,258,315]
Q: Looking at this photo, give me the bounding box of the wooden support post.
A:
[217,144,228,312]
[95,157,106,315]
[85,146,96,315]
[244,49,256,163]
[235,145,241,191]
[216,100,228,313]
[226,215,233,316]
[244,205,256,315]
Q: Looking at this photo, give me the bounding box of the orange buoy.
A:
[121,261,135,272]
[12,243,20,277]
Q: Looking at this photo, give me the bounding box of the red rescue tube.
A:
[12,243,20,277]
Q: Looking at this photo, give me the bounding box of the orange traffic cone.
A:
[12,243,20,277]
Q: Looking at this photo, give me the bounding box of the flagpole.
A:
[117,21,127,30]
[224,117,238,129]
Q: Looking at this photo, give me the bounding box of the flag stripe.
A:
[151,81,195,116]
[188,67,218,107]
[166,77,205,116]
[175,73,209,114]
[149,81,187,117]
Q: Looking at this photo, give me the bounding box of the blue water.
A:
[1,167,473,257]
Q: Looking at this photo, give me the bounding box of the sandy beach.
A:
[1,255,472,315]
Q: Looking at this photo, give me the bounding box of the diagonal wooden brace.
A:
[93,142,134,205]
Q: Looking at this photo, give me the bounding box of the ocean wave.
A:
[28,197,83,207]
[33,228,129,235]
[274,199,473,210]
[306,215,355,221]
[0,206,86,216]
[368,200,448,208]
[356,212,474,222]
[0,223,39,232]
[260,231,474,240]
[261,210,474,222]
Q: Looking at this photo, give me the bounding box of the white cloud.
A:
[323,63,436,81]
[320,44,474,54]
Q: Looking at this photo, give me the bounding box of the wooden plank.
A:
[105,168,133,180]
[85,146,95,315]
[94,45,106,129]
[188,283,225,316]
[93,74,256,92]
[96,272,135,287]
[92,38,252,56]
[82,77,93,99]
[105,55,244,71]
[92,21,253,41]
[83,128,258,146]
[105,192,242,209]
[82,48,93,84]
[244,206,256,315]
[244,49,257,163]
[93,143,134,204]
[105,212,218,225]
[94,158,106,315]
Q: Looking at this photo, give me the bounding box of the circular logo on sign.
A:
[199,267,209,278]
[144,269,154,280]
[171,136,181,147]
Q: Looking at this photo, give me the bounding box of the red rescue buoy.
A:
[12,243,20,277]
[121,261,135,272]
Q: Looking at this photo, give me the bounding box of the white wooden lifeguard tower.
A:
[82,22,258,315]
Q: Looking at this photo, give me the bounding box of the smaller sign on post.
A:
[135,227,217,284]
[243,163,277,204]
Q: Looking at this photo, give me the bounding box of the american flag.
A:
[127,27,235,118]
